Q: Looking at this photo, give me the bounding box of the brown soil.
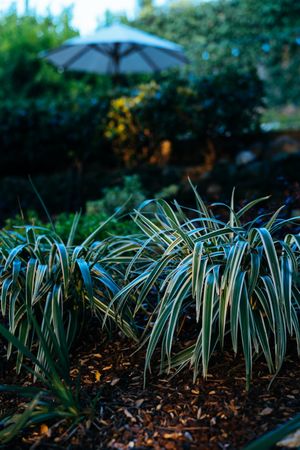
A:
[1,334,300,450]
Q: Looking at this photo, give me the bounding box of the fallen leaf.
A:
[184,431,193,441]
[135,398,144,408]
[210,417,217,426]
[124,408,134,419]
[95,370,101,382]
[163,432,182,439]
[260,407,273,416]
[40,424,50,436]
[197,407,202,419]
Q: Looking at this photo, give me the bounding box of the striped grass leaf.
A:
[0,309,82,444]
[110,185,300,388]
[202,271,217,377]
[0,215,137,368]
[244,415,300,450]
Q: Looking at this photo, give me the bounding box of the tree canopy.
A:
[131,0,300,105]
[0,8,114,101]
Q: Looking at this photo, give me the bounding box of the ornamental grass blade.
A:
[202,272,216,378]
[253,310,274,373]
[251,228,282,300]
[0,395,41,444]
[67,211,81,246]
[248,250,261,298]
[4,244,27,271]
[188,179,218,233]
[192,241,204,299]
[0,321,45,376]
[219,241,248,348]
[236,195,270,220]
[1,277,12,316]
[230,271,246,354]
[137,254,173,313]
[54,243,70,291]
[244,414,300,450]
[164,274,193,364]
[145,302,173,377]
[239,284,252,390]
[262,275,286,371]
[281,254,293,333]
[76,258,94,308]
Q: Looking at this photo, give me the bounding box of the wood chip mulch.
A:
[1,334,300,450]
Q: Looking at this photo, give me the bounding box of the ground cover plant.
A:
[3,175,143,243]
[0,213,137,369]
[0,308,84,444]
[107,185,300,389]
[0,186,299,447]
[0,211,137,442]
[4,209,137,246]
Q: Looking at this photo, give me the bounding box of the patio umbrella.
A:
[42,23,188,75]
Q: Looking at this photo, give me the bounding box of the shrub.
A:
[86,175,146,216]
[4,210,138,245]
[108,185,300,388]
[0,96,112,176]
[104,70,264,165]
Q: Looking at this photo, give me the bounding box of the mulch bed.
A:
[1,332,300,450]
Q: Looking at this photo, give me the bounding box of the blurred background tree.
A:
[0,0,299,219]
[1,0,299,105]
[132,0,300,105]
[0,7,115,101]
[0,8,76,99]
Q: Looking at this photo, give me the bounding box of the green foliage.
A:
[0,10,116,179]
[2,175,143,247]
[0,10,76,100]
[0,293,94,443]
[87,175,146,216]
[0,8,264,175]
[0,9,113,101]
[262,107,300,131]
[104,72,263,164]
[0,70,263,174]
[0,215,137,373]
[1,187,300,442]
[4,210,137,245]
[0,95,111,172]
[0,206,138,443]
[0,72,254,173]
[132,0,300,106]
[108,186,300,388]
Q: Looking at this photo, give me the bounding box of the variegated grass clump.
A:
[0,308,83,444]
[107,185,300,388]
[0,214,137,372]
[0,212,139,443]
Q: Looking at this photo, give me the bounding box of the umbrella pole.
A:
[112,43,123,86]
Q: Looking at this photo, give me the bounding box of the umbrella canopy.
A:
[42,24,188,75]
